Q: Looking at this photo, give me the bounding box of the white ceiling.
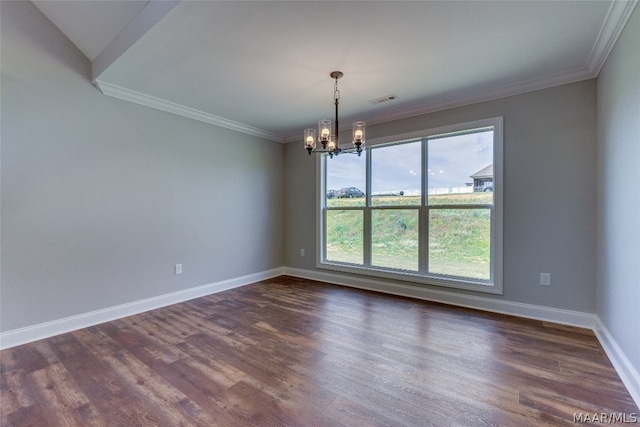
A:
[32,0,148,61]
[32,0,638,143]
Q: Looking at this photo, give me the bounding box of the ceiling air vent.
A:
[368,94,398,105]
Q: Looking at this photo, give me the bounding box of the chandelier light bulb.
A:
[352,121,366,155]
[318,119,332,149]
[303,128,316,154]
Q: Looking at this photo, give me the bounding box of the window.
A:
[320,117,503,294]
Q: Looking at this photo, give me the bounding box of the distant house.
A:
[471,164,493,192]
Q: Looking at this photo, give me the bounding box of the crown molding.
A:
[96,0,637,146]
[368,67,596,128]
[94,81,286,143]
[284,66,596,143]
[283,0,638,144]
[586,0,639,75]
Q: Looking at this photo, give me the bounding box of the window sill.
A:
[317,261,503,295]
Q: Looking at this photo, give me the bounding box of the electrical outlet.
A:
[300,248,305,257]
[175,264,182,275]
[540,272,551,286]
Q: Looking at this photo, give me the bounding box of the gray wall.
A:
[596,6,640,378]
[1,1,284,332]
[285,79,598,313]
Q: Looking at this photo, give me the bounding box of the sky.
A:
[326,130,493,194]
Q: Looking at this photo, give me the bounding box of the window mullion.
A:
[420,137,428,273]
[363,147,372,267]
[363,207,371,267]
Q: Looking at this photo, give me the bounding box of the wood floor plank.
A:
[27,363,107,426]
[173,342,248,388]
[3,402,49,427]
[323,395,398,427]
[102,401,165,427]
[101,350,218,427]
[1,276,638,426]
[12,342,58,374]
[113,317,184,363]
[71,327,121,358]
[126,347,246,427]
[0,362,38,416]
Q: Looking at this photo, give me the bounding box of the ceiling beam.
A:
[92,0,180,82]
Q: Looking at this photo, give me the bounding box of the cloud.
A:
[326,130,493,193]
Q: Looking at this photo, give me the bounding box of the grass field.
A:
[326,193,491,279]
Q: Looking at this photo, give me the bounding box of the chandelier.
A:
[304,71,365,157]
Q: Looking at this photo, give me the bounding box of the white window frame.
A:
[316,117,503,294]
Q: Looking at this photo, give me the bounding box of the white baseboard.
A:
[2,266,638,410]
[283,267,596,329]
[593,317,640,408]
[284,267,640,408]
[0,267,285,350]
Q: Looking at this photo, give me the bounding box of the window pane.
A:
[326,210,363,264]
[371,141,421,206]
[326,151,366,207]
[372,209,419,271]
[428,208,491,280]
[428,130,493,205]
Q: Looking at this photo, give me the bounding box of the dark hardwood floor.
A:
[1,276,637,426]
